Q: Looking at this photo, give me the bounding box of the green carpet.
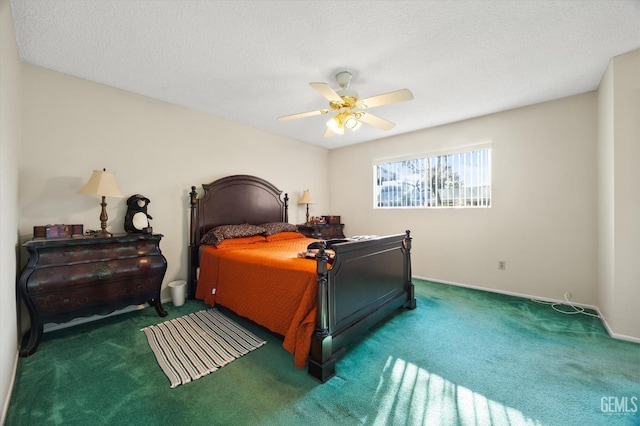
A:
[6,280,639,425]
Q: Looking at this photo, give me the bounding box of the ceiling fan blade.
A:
[358,112,395,131]
[359,89,414,109]
[309,82,343,103]
[278,109,330,121]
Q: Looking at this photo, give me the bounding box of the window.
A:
[374,146,491,208]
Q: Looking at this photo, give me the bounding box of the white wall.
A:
[597,49,640,340]
[19,64,331,301]
[330,93,598,305]
[597,54,615,334]
[0,0,21,421]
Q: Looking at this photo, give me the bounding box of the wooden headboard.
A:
[187,174,289,297]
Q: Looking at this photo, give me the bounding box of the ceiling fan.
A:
[278,71,414,138]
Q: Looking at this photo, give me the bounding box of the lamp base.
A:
[94,229,112,238]
[97,196,112,237]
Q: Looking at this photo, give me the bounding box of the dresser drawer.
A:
[31,275,160,318]
[26,256,165,295]
[298,223,345,239]
[34,240,160,265]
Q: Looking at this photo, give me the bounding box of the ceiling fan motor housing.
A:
[335,71,352,88]
[330,94,358,110]
[333,71,359,108]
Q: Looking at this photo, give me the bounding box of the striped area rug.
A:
[141,309,266,388]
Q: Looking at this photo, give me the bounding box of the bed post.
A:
[188,186,198,299]
[403,230,417,309]
[284,193,289,223]
[308,246,336,383]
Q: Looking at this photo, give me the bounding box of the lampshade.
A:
[77,169,123,197]
[298,190,315,205]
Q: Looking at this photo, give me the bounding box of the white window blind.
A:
[375,147,491,208]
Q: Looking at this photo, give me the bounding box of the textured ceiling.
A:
[10,0,640,150]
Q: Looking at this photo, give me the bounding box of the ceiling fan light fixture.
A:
[327,111,362,134]
[344,114,360,130]
[327,115,344,134]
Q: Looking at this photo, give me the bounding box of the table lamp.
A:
[77,168,123,237]
[298,189,315,225]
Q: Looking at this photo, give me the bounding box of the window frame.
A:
[373,144,492,209]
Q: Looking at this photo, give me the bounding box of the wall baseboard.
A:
[598,318,640,344]
[412,276,640,344]
[1,350,19,426]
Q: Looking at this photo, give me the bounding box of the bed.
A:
[188,174,416,382]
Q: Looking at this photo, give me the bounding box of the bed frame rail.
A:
[309,231,416,382]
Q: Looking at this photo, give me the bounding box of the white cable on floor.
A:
[531,291,602,318]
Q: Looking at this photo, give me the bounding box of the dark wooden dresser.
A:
[18,233,167,356]
[297,223,345,239]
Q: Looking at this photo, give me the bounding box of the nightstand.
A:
[17,233,167,356]
[297,223,345,239]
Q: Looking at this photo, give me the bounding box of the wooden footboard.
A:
[308,231,416,382]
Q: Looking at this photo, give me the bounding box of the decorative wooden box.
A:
[33,224,84,239]
[322,215,341,225]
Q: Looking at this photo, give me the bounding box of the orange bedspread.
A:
[195,234,320,368]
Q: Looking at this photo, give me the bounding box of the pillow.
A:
[214,235,266,248]
[265,231,305,242]
[200,224,266,246]
[259,222,298,236]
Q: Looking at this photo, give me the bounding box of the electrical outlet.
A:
[498,261,506,270]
